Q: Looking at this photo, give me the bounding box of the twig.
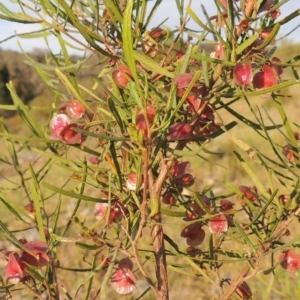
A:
[23,281,45,300]
[158,0,193,69]
[221,208,300,300]
[121,225,156,293]
[219,263,250,300]
[134,146,150,244]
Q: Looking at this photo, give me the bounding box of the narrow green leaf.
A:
[0,4,41,23]
[254,24,280,50]
[129,82,144,110]
[167,265,202,277]
[228,132,256,159]
[183,256,219,286]
[1,121,21,172]
[186,7,214,33]
[226,0,235,38]
[191,54,236,66]
[0,192,34,223]
[164,233,181,253]
[201,50,209,86]
[246,190,278,229]
[106,1,124,23]
[99,249,117,299]
[144,0,162,28]
[235,34,259,55]
[222,80,300,97]
[51,233,89,243]
[76,145,102,157]
[61,286,73,300]
[72,127,130,142]
[233,220,256,252]
[55,69,91,111]
[192,121,238,142]
[234,151,270,199]
[264,4,299,30]
[135,287,152,300]
[84,255,97,300]
[43,182,108,203]
[24,59,86,71]
[134,51,174,78]
[109,142,123,190]
[219,100,282,131]
[209,235,214,268]
[52,198,62,234]
[107,98,125,133]
[79,84,112,117]
[6,81,45,139]
[201,4,221,42]
[256,108,299,178]
[191,54,235,67]
[75,242,103,250]
[75,254,105,291]
[266,233,300,255]
[25,265,45,281]
[123,0,141,94]
[18,30,52,39]
[274,95,300,165]
[179,44,193,74]
[22,147,85,170]
[30,175,46,243]
[55,0,110,55]
[161,208,185,217]
[0,220,36,257]
[62,160,88,237]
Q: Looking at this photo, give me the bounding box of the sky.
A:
[0,0,299,54]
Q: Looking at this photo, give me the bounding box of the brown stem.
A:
[219,263,250,300]
[149,156,175,300]
[151,140,188,296]
[49,252,60,300]
[148,144,182,297]
[151,214,169,300]
[132,145,160,296]
[148,140,187,299]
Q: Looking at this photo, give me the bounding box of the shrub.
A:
[1,1,300,299]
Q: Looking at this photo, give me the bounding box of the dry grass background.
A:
[1,41,300,299]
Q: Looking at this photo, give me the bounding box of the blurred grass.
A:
[1,42,300,299]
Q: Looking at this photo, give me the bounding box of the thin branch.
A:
[121,225,157,294]
[219,263,250,300]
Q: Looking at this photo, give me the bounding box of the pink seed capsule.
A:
[66,99,85,119]
[233,62,253,86]
[208,214,228,234]
[279,250,300,273]
[111,258,136,295]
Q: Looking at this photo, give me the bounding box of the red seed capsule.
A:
[279,250,300,273]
